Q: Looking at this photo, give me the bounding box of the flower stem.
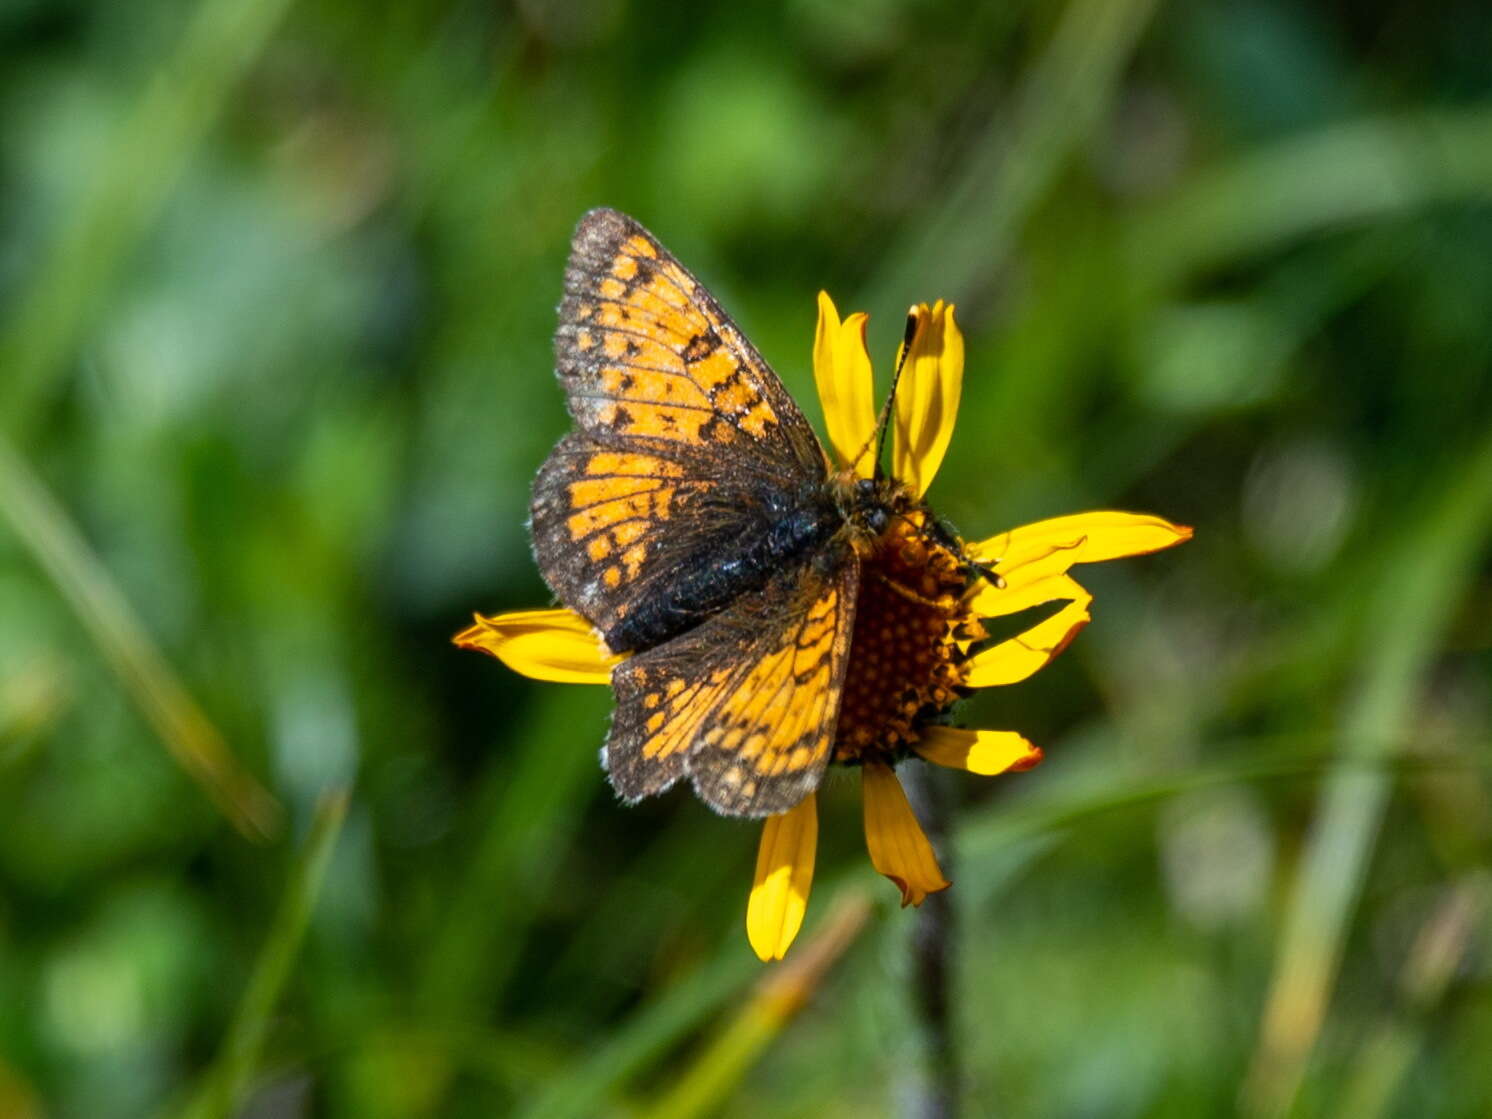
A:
[903,762,960,1119]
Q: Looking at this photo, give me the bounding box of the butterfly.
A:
[529,208,921,819]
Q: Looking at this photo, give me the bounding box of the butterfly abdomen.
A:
[604,494,843,653]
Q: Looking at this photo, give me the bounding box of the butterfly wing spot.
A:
[688,350,738,392]
[599,330,673,369]
[713,380,754,415]
[622,233,659,260]
[599,333,644,361]
[728,407,760,438]
[583,452,683,478]
[567,476,663,509]
[598,366,699,406]
[717,767,758,800]
[612,521,647,547]
[587,399,705,442]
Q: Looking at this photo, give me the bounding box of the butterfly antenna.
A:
[853,310,919,480]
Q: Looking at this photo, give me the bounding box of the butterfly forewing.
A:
[534,209,835,653]
[556,209,824,475]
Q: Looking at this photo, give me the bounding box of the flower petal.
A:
[812,292,877,476]
[891,301,964,496]
[968,511,1192,570]
[915,727,1044,775]
[973,539,1091,600]
[452,609,621,684]
[861,762,950,907]
[747,794,818,961]
[962,581,1093,687]
[968,571,1087,619]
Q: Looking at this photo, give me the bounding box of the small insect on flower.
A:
[456,209,1191,960]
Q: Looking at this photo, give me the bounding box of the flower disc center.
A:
[834,511,975,763]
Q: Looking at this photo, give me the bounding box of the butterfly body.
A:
[530,208,916,817]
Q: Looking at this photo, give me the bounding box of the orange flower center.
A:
[833,511,977,763]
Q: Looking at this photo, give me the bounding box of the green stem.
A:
[904,763,960,1119]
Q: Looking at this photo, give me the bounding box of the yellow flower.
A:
[457,293,1190,961]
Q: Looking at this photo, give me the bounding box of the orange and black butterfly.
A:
[531,209,919,818]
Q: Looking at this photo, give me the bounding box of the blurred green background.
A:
[3,0,1492,1115]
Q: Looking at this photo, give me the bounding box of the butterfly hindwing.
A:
[532,431,804,651]
[606,558,858,818]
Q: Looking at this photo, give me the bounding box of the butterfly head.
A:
[831,472,915,558]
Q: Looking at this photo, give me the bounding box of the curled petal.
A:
[968,572,1088,619]
[915,727,1044,775]
[862,762,949,907]
[963,581,1093,688]
[891,301,964,496]
[453,609,621,684]
[968,511,1193,571]
[974,541,1089,599]
[747,794,818,961]
[812,292,877,476]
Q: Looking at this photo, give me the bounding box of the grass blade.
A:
[392,692,611,1113]
[0,0,299,838]
[176,789,349,1119]
[1242,431,1492,1117]
[638,891,872,1119]
[516,949,760,1119]
[0,434,279,839]
[1332,875,1491,1119]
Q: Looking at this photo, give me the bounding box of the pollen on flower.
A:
[834,511,976,763]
